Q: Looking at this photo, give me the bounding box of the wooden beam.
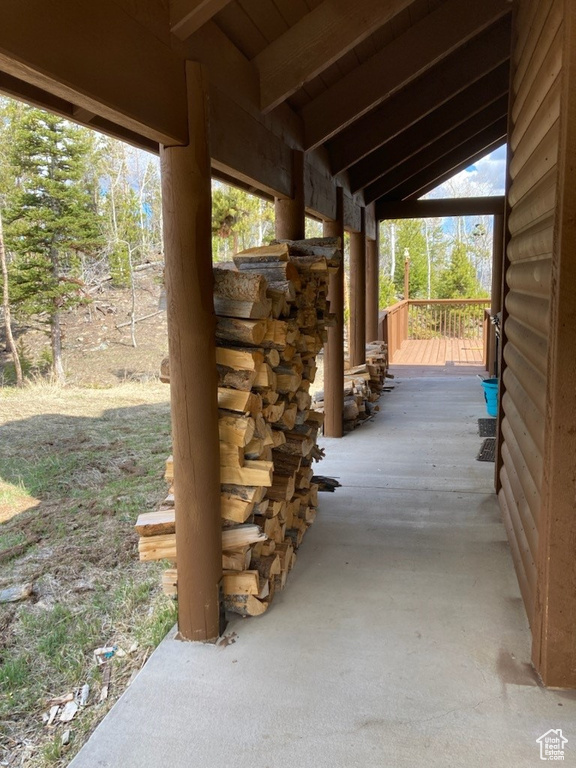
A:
[343,191,362,233]
[0,69,155,153]
[302,0,511,150]
[376,196,506,221]
[275,150,305,239]
[329,18,512,173]
[0,0,188,146]
[323,188,345,438]
[349,210,366,367]
[364,201,377,241]
[170,0,233,40]
[532,0,576,688]
[400,139,507,201]
[210,86,292,199]
[304,147,338,221]
[366,236,379,343]
[348,74,509,193]
[160,62,221,641]
[184,22,344,220]
[364,111,508,204]
[253,0,414,113]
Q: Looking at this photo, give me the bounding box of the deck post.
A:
[366,234,379,342]
[323,187,344,437]
[160,62,222,642]
[349,208,366,366]
[488,213,505,375]
[274,149,305,240]
[403,254,410,300]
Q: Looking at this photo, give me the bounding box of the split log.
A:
[221,495,254,523]
[224,594,268,616]
[218,388,262,415]
[219,442,244,469]
[214,296,272,320]
[222,570,261,596]
[250,553,281,579]
[221,524,267,548]
[221,484,267,503]
[271,450,302,475]
[216,317,267,345]
[216,346,263,371]
[222,547,251,572]
[266,472,296,501]
[275,403,298,430]
[218,365,257,391]
[233,243,290,264]
[254,363,277,389]
[218,413,255,447]
[162,568,178,597]
[262,401,285,423]
[213,267,268,302]
[220,460,273,487]
[135,509,175,537]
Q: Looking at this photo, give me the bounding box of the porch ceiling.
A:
[0,0,513,212]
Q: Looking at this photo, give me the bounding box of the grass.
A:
[0,381,176,767]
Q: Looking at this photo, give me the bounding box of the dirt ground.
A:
[0,377,175,766]
[1,267,168,388]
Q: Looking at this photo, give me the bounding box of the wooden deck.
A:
[390,338,486,377]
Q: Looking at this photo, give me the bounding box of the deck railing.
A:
[379,298,491,363]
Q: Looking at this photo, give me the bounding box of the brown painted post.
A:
[403,254,410,300]
[323,188,344,437]
[160,62,221,642]
[365,234,379,343]
[487,213,505,375]
[275,149,305,240]
[349,209,366,367]
[532,0,576,688]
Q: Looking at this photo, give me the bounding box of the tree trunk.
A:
[51,308,65,383]
[128,245,137,347]
[0,210,23,387]
[50,244,65,383]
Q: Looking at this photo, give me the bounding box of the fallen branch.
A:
[115,310,164,330]
[134,260,163,272]
[0,535,40,564]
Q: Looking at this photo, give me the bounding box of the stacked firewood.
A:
[313,341,389,433]
[136,238,342,617]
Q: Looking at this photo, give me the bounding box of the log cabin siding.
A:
[499,0,561,623]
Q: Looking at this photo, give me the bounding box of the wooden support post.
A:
[274,149,305,240]
[365,235,379,342]
[489,213,504,375]
[160,62,221,642]
[403,254,410,300]
[349,209,366,367]
[532,0,576,688]
[323,188,344,437]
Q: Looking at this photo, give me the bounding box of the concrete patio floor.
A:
[70,376,576,768]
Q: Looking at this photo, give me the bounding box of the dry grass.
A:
[0,381,176,767]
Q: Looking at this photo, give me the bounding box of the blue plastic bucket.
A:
[481,378,499,417]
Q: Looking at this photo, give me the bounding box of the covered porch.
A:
[69,374,576,767]
[1,0,575,709]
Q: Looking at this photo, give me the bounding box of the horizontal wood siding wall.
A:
[500,0,562,624]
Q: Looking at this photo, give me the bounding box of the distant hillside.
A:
[1,264,168,387]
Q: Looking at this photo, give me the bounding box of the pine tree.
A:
[0,99,24,385]
[4,106,101,382]
[391,219,428,298]
[437,242,485,299]
[211,182,274,260]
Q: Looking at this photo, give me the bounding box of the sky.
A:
[424,145,507,198]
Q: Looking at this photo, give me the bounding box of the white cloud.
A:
[424,145,507,198]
